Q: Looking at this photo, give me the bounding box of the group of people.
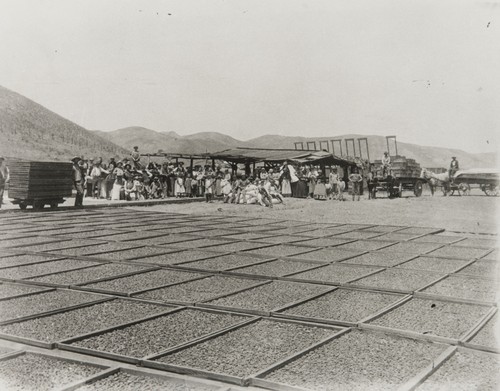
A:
[71,154,239,205]
[1,149,463,210]
[70,147,360,207]
[73,146,459,207]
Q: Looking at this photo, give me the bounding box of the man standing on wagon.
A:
[381,152,391,177]
[449,156,459,183]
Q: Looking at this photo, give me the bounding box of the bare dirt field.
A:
[132,192,500,236]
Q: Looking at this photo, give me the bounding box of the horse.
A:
[428,177,439,196]
[420,168,451,195]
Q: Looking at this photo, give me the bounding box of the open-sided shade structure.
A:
[210,147,357,167]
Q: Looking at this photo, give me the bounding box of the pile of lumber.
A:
[373,155,421,178]
[8,159,73,200]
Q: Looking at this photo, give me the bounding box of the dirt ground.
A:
[131,190,500,236]
[2,188,498,236]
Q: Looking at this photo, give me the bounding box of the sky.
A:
[0,0,499,153]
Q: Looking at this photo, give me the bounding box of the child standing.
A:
[184,173,192,197]
[221,176,232,203]
[174,174,185,197]
[349,167,363,201]
[325,179,333,200]
[205,174,215,202]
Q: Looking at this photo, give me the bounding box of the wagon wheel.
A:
[457,183,470,196]
[414,180,423,197]
[483,184,499,196]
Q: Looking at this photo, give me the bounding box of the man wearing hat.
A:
[381,152,391,177]
[131,146,143,170]
[71,157,84,207]
[449,157,459,182]
[0,157,9,208]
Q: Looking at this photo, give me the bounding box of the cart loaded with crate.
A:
[371,155,426,198]
[8,159,73,210]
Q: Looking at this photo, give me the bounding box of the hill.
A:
[0,85,127,161]
[0,84,495,169]
[98,128,497,169]
[242,134,497,169]
[97,128,242,155]
[93,126,180,154]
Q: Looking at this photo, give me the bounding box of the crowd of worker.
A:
[0,149,461,209]
[70,146,375,208]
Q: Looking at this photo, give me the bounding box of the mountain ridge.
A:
[0,84,496,169]
[0,85,128,161]
[96,128,497,169]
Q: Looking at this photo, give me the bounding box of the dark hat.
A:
[124,164,132,169]
[133,146,138,149]
[71,156,81,163]
[452,156,456,159]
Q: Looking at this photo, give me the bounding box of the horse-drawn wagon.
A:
[452,169,499,196]
[372,175,425,198]
[371,155,426,198]
[421,168,499,196]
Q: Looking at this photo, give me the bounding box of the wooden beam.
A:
[345,138,356,157]
[331,140,343,156]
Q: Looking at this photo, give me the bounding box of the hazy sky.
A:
[1,0,498,153]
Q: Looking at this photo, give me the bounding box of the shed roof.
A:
[210,147,356,166]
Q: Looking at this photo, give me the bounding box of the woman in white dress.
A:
[111,163,124,200]
[174,174,185,197]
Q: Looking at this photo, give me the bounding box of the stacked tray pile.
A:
[373,155,421,178]
[8,159,73,199]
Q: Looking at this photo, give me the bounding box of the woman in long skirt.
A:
[111,177,124,200]
[281,178,292,197]
[184,174,192,197]
[174,175,185,197]
[280,163,292,197]
[215,172,222,197]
